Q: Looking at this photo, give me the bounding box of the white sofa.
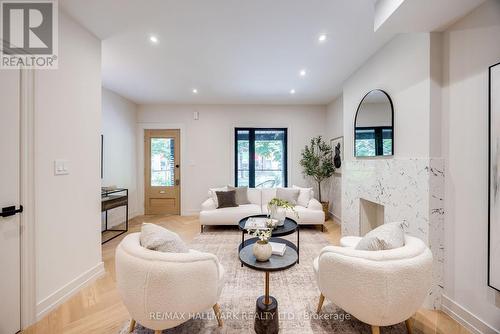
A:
[115,233,225,333]
[199,187,325,230]
[313,235,432,334]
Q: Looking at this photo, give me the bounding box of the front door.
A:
[144,129,180,215]
[0,70,21,333]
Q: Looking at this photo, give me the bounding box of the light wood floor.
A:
[22,216,469,334]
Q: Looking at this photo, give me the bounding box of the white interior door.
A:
[0,70,21,333]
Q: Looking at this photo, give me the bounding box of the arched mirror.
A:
[354,89,394,157]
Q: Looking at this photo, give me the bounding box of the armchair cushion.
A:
[140,223,189,253]
[355,222,405,251]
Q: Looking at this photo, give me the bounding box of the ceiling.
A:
[60,0,485,105]
[60,0,396,105]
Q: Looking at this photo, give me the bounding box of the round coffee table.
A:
[239,241,298,334]
[238,215,300,263]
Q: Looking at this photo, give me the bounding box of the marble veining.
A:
[342,158,444,309]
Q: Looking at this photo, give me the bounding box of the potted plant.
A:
[299,136,335,220]
[267,198,297,226]
[251,229,273,261]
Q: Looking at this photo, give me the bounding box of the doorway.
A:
[144,129,181,215]
[0,70,21,333]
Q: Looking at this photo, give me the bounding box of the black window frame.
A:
[234,127,288,188]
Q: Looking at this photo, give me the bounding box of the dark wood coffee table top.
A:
[238,237,298,272]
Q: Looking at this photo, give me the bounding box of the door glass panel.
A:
[236,130,250,187]
[255,130,285,188]
[151,138,175,186]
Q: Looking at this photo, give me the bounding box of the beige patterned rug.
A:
[120,228,407,333]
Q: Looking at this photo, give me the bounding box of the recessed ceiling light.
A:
[290,89,296,95]
[299,69,307,77]
[149,35,159,44]
[192,88,198,94]
[318,34,327,43]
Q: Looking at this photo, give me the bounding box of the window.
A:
[150,137,175,186]
[354,127,393,157]
[235,128,287,188]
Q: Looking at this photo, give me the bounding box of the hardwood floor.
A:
[23,215,469,334]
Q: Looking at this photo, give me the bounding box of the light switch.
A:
[54,159,69,175]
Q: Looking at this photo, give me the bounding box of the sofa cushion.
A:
[355,222,405,251]
[261,188,277,206]
[247,188,261,205]
[140,223,189,253]
[216,190,238,208]
[200,204,262,225]
[276,188,300,205]
[293,185,313,207]
[209,186,228,206]
[292,205,324,224]
[227,186,250,205]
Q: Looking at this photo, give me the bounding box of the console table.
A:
[101,188,128,244]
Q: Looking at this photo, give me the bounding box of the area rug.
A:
[119,229,407,333]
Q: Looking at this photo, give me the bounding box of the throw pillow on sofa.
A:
[355,222,405,251]
[209,186,228,206]
[227,185,251,205]
[216,190,238,208]
[276,188,300,205]
[140,223,189,253]
[292,185,313,207]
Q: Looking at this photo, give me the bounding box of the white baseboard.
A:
[328,210,342,224]
[36,262,105,320]
[182,209,200,216]
[441,294,499,334]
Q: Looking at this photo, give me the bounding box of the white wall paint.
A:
[137,104,326,214]
[325,95,343,221]
[442,0,500,331]
[102,88,139,226]
[33,11,103,317]
[343,33,432,159]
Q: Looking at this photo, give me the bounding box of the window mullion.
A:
[249,129,256,188]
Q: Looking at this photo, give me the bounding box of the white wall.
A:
[326,95,343,221]
[137,104,326,214]
[343,33,432,159]
[33,10,103,318]
[442,0,500,331]
[102,88,138,226]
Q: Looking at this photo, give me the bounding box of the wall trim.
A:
[441,294,500,334]
[36,262,104,321]
[136,123,187,215]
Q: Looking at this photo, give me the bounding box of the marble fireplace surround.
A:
[342,158,444,308]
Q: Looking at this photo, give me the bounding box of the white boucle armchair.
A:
[115,233,225,333]
[313,235,432,334]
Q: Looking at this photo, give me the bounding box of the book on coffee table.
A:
[269,242,286,256]
[244,217,269,230]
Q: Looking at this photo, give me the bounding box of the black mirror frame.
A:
[353,89,394,157]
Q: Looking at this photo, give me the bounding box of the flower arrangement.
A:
[267,198,298,224]
[251,228,272,243]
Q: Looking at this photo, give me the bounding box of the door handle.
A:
[175,179,180,186]
[1,205,23,218]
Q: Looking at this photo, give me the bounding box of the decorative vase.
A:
[253,241,272,261]
[269,205,286,226]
